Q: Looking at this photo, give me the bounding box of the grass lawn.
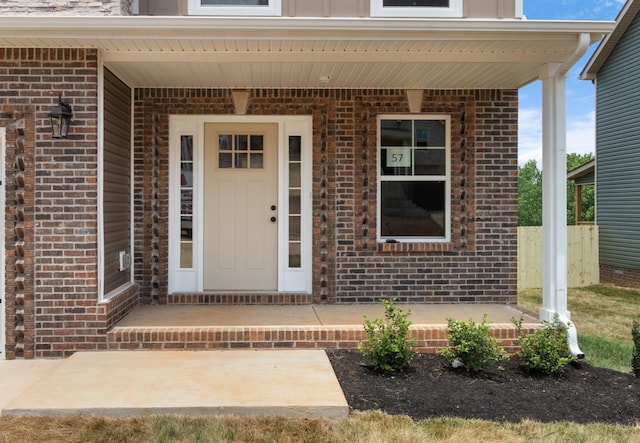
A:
[2,412,640,443]
[2,285,640,442]
[518,284,640,373]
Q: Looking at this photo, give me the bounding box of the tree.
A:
[518,160,542,226]
[518,153,595,226]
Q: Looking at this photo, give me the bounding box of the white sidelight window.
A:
[371,0,462,17]
[188,0,282,16]
[377,115,451,243]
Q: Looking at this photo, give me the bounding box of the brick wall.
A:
[0,0,132,15]
[0,48,137,358]
[601,264,640,289]
[134,88,518,305]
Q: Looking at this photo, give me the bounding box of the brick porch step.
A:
[106,304,539,353]
[106,323,533,353]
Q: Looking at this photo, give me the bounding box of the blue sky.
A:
[518,0,626,165]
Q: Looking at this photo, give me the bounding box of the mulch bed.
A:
[327,350,640,425]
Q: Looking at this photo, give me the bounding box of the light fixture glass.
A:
[49,94,73,139]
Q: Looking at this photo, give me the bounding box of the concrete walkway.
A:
[0,350,348,419]
[0,304,536,418]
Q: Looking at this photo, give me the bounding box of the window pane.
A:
[383,0,448,6]
[415,120,446,147]
[381,181,445,238]
[381,147,412,176]
[381,120,412,147]
[202,0,268,4]
[414,149,445,176]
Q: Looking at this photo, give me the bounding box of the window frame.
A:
[370,0,462,18]
[377,114,451,243]
[188,0,282,16]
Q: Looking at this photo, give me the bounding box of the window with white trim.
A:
[188,0,281,16]
[378,116,450,242]
[370,0,462,17]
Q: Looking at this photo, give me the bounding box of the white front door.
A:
[203,123,278,290]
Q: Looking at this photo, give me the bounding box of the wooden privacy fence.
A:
[517,225,600,289]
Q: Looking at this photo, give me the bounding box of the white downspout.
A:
[539,33,590,359]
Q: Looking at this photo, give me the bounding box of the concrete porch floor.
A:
[115,303,537,328]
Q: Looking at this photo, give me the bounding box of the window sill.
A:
[378,242,454,253]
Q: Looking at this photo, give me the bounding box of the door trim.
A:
[168,115,313,294]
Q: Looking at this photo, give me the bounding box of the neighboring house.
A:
[581,0,640,289]
[567,159,595,225]
[0,0,611,359]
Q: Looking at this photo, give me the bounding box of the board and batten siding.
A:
[595,10,640,271]
[103,68,132,294]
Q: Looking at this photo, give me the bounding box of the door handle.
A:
[270,216,277,223]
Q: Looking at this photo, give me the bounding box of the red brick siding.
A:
[134,88,518,305]
[0,48,137,358]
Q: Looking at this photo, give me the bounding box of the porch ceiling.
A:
[0,16,613,89]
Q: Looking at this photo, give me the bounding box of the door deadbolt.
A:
[271,205,277,211]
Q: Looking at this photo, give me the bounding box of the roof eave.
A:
[580,0,640,80]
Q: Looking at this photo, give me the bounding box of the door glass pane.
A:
[219,135,232,151]
[288,135,302,268]
[289,243,301,268]
[235,153,248,169]
[289,216,301,241]
[289,136,301,161]
[289,189,301,214]
[250,135,264,152]
[219,153,232,168]
[250,153,263,169]
[180,135,194,269]
[202,0,269,4]
[383,0,448,5]
[289,163,301,187]
[380,181,445,238]
[236,135,248,151]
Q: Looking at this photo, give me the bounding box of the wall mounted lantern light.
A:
[49,94,73,139]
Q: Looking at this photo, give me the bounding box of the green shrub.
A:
[440,314,506,372]
[632,320,640,378]
[358,298,416,372]
[514,314,575,375]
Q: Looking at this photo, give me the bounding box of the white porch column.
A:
[538,62,584,357]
